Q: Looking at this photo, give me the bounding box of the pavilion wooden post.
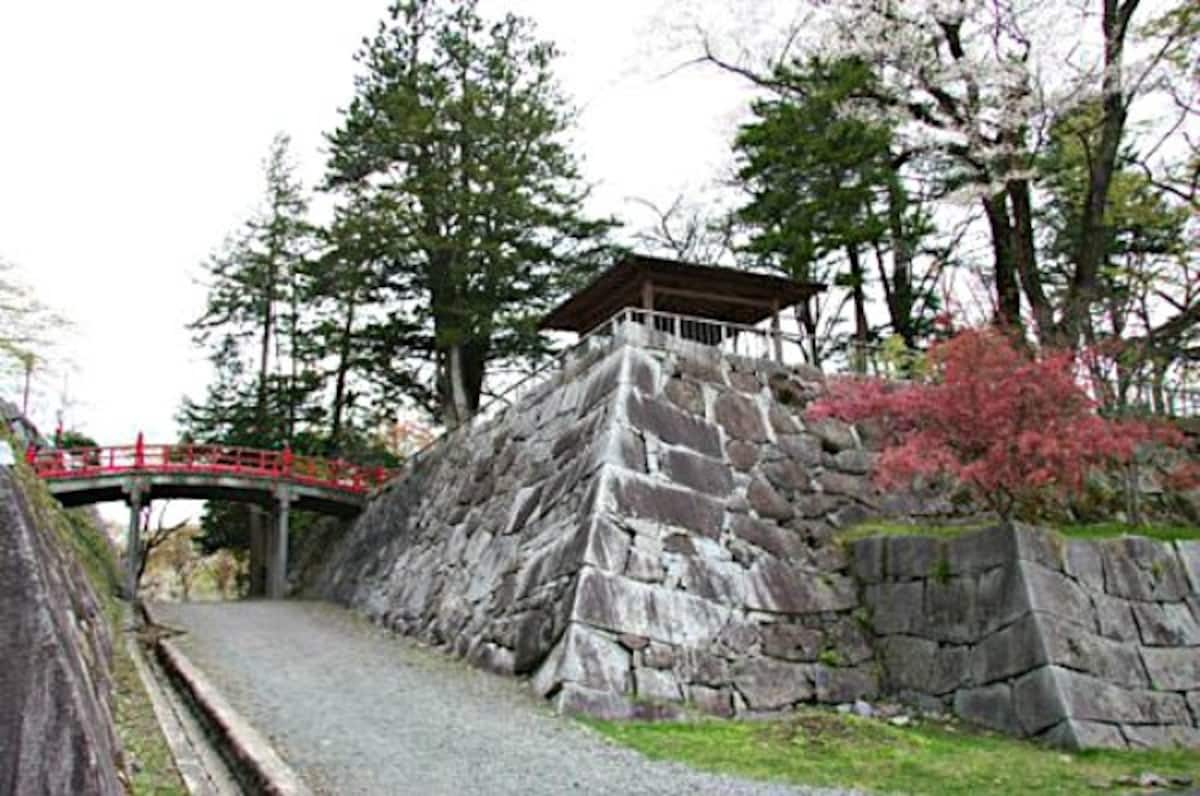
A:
[770,299,783,363]
[641,280,654,327]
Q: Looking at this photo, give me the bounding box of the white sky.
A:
[0,0,750,449]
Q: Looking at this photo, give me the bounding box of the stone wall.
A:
[311,327,953,719]
[0,465,124,795]
[855,524,1200,749]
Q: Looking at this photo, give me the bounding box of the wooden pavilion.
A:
[539,255,825,361]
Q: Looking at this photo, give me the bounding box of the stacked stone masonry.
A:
[310,327,1199,749]
[856,524,1200,749]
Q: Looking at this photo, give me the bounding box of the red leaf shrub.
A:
[807,328,1173,519]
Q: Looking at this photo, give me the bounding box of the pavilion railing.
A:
[588,307,812,366]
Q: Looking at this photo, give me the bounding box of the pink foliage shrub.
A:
[807,328,1176,519]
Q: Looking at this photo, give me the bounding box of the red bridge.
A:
[29,435,394,600]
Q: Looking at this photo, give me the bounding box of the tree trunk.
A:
[884,183,916,347]
[847,245,869,373]
[981,193,1022,328]
[329,296,357,451]
[1008,180,1054,342]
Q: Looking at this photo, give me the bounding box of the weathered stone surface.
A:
[625,391,721,457]
[1040,720,1127,750]
[635,667,683,702]
[732,659,813,710]
[865,581,923,635]
[969,613,1045,685]
[1177,540,1200,592]
[792,493,842,520]
[778,434,822,467]
[1011,524,1065,570]
[762,459,809,494]
[768,404,800,435]
[688,685,734,717]
[1064,540,1105,591]
[727,440,760,471]
[944,525,1013,575]
[826,621,875,666]
[1101,537,1191,602]
[1142,647,1200,691]
[746,561,857,614]
[852,537,885,583]
[1023,563,1097,628]
[814,665,878,703]
[923,576,978,643]
[1093,594,1139,641]
[1121,724,1200,749]
[1049,666,1191,725]
[954,684,1019,735]
[747,477,793,522]
[881,635,966,695]
[809,418,858,453]
[886,536,941,579]
[817,471,877,505]
[1132,601,1200,646]
[762,624,823,662]
[554,683,634,720]
[1012,667,1068,734]
[572,569,729,647]
[975,565,1030,635]
[661,449,734,496]
[731,515,805,561]
[832,449,873,475]
[730,370,762,394]
[625,549,665,583]
[610,473,723,539]
[717,621,761,656]
[0,469,124,796]
[678,649,730,686]
[680,557,746,603]
[1039,613,1148,689]
[664,377,704,416]
[714,392,768,443]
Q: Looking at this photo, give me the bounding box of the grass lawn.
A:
[838,519,1200,544]
[586,711,1200,794]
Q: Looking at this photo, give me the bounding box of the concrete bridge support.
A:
[123,482,145,599]
[267,487,292,600]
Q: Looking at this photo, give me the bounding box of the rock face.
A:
[0,467,124,795]
[310,326,1198,749]
[857,524,1200,749]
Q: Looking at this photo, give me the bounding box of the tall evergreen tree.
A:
[324,0,615,428]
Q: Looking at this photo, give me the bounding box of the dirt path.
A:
[151,601,844,796]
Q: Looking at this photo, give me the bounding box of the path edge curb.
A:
[148,608,312,796]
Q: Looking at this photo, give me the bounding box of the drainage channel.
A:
[128,604,311,796]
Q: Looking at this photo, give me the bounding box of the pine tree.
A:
[324,0,615,428]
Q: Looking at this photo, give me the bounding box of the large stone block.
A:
[1010,523,1065,570]
[1040,720,1127,750]
[923,575,979,643]
[945,524,1013,575]
[714,392,768,442]
[635,667,683,702]
[530,622,630,695]
[680,556,746,604]
[609,472,723,539]
[1093,594,1139,641]
[809,418,858,452]
[730,515,806,561]
[969,614,1046,685]
[664,377,704,416]
[745,560,857,615]
[1063,539,1105,591]
[762,459,810,494]
[1012,667,1068,734]
[778,434,823,467]
[554,683,635,720]
[762,624,823,662]
[975,565,1031,635]
[886,536,941,579]
[660,449,733,496]
[881,635,966,696]
[954,683,1019,735]
[732,658,814,710]
[688,685,734,717]
[1121,724,1200,749]
[814,665,879,703]
[1023,563,1098,629]
[1044,666,1191,726]
[1141,647,1200,691]
[1038,613,1148,689]
[747,477,794,522]
[1101,537,1191,602]
[817,471,877,505]
[571,568,730,647]
[1132,601,1200,646]
[864,581,923,635]
[852,537,885,583]
[625,390,721,457]
[1176,540,1200,593]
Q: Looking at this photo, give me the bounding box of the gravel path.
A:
[152,601,847,796]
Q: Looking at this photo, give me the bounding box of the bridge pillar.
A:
[248,508,267,597]
[122,480,146,599]
[266,486,293,599]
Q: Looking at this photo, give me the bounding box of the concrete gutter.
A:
[145,604,312,796]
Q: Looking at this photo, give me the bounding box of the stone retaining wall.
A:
[310,329,1198,748]
[855,524,1200,748]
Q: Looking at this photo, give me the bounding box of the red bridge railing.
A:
[26,436,392,496]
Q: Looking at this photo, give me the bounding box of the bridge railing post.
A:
[134,432,145,469]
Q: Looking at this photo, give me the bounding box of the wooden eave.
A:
[539,255,825,334]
